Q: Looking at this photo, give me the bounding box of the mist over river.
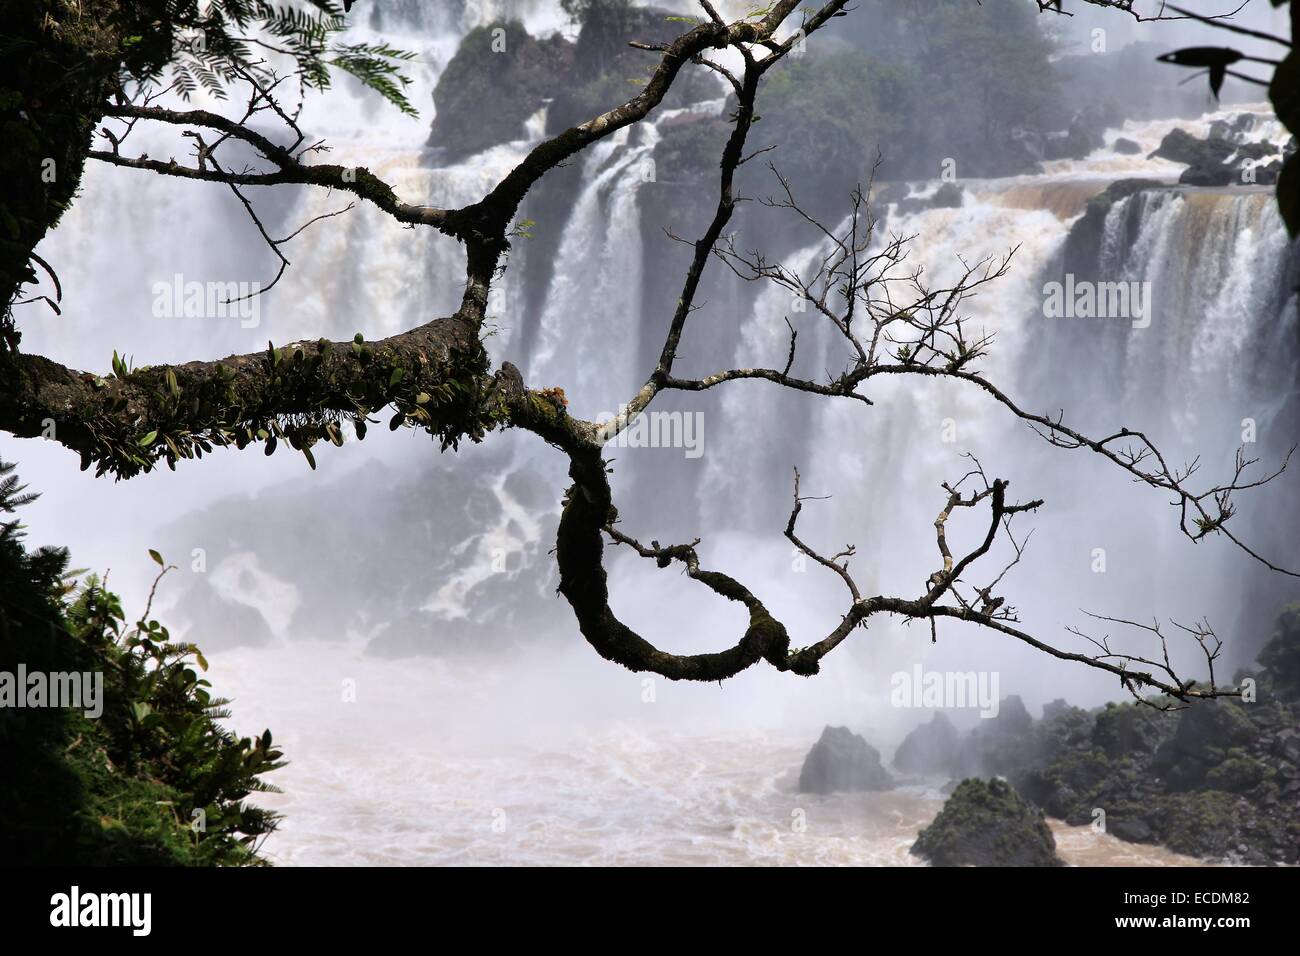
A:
[207,645,1206,865]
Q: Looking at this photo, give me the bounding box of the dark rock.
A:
[964,695,1040,775]
[1149,127,1235,168]
[1042,101,1121,161]
[1259,604,1300,701]
[1056,178,1167,282]
[1179,164,1234,187]
[175,577,274,649]
[1109,816,1155,843]
[1147,127,1275,188]
[929,182,964,209]
[1233,141,1278,164]
[546,6,715,134]
[910,778,1063,867]
[1003,605,1300,865]
[1091,701,1171,760]
[894,712,963,775]
[798,725,894,794]
[1112,137,1142,155]
[1209,112,1258,143]
[427,21,574,162]
[875,182,911,206]
[1252,160,1282,185]
[503,467,556,512]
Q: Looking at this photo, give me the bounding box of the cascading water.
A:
[527,129,655,406]
[8,0,1297,864]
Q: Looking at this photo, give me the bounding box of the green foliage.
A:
[0,461,284,864]
[560,0,635,31]
[429,20,574,160]
[911,777,1063,867]
[654,115,730,175]
[125,1,418,116]
[759,52,920,187]
[914,0,1060,147]
[757,0,1062,188]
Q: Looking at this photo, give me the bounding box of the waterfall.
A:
[14,0,570,637]
[1026,184,1299,661]
[14,0,1295,685]
[526,128,656,410]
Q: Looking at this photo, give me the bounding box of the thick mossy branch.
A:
[0,316,499,477]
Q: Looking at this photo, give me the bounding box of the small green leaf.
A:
[138,430,157,447]
[148,548,164,566]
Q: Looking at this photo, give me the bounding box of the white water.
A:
[208,644,1206,866]
[9,4,1296,865]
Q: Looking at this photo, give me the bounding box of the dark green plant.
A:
[0,459,284,865]
[759,52,920,187]
[114,0,418,115]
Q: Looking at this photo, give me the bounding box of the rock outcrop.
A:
[427,21,575,162]
[1013,604,1300,865]
[1148,124,1284,187]
[798,725,894,794]
[964,694,1041,776]
[1041,101,1122,161]
[911,778,1063,867]
[893,712,962,775]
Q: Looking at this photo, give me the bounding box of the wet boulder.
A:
[1258,603,1300,702]
[1146,127,1274,187]
[1149,127,1235,168]
[1042,101,1121,161]
[893,712,962,776]
[910,778,1063,867]
[427,21,575,162]
[1090,701,1173,761]
[798,725,894,794]
[929,182,964,208]
[1153,698,1256,790]
[965,695,1041,775]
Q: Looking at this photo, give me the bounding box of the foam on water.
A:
[210,644,1206,866]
